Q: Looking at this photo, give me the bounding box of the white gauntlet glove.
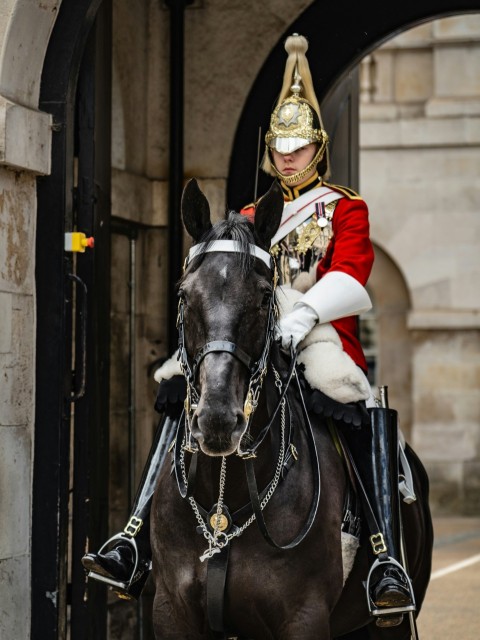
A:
[276,272,372,352]
[276,303,318,350]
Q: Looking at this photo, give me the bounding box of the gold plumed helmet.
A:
[263,34,330,185]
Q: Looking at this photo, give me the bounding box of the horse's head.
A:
[179,179,283,456]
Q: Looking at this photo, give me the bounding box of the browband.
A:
[187,240,272,269]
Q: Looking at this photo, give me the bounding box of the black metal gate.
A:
[33,1,111,638]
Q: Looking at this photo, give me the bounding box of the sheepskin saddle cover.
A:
[276,286,370,403]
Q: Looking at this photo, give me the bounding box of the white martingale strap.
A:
[187,240,272,269]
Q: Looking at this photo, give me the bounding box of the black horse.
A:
[151,180,432,639]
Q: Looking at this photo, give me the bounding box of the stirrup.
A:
[366,557,416,619]
[375,613,404,628]
[85,532,151,600]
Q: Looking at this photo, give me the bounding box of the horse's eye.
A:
[261,289,272,307]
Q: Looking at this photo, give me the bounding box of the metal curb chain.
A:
[182,366,286,562]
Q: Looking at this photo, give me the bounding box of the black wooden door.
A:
[33,1,111,638]
[321,68,360,191]
[70,6,112,638]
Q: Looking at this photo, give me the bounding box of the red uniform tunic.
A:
[316,193,374,372]
[241,180,374,373]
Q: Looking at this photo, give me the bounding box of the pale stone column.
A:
[0,2,58,638]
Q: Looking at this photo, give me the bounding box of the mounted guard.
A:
[82,32,428,637]
[241,33,416,626]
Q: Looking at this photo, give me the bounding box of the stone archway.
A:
[227,0,480,209]
[360,16,480,514]
[0,0,58,174]
[0,0,61,107]
[228,0,480,517]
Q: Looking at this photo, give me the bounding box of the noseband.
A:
[177,240,278,452]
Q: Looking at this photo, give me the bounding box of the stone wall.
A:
[0,168,36,640]
[0,2,56,638]
[360,15,480,513]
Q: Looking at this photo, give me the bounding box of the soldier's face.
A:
[271,143,318,185]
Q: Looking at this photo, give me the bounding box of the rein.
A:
[174,239,322,636]
[244,358,321,551]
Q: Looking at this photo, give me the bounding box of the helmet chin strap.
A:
[269,142,326,186]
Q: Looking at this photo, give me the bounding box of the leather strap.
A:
[239,352,297,458]
[207,543,231,635]
[244,368,321,550]
[173,413,199,499]
[187,240,272,270]
[193,340,253,375]
[188,374,297,527]
[336,423,389,562]
[174,364,298,522]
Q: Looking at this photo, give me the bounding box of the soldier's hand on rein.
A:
[275,303,318,351]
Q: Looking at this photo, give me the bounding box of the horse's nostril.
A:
[233,411,246,434]
[190,413,202,439]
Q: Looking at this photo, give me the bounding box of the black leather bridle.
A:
[176,240,279,453]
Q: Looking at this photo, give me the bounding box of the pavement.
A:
[416,517,480,639]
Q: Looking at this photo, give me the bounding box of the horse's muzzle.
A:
[191,406,246,457]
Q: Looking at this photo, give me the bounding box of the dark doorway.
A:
[33,1,111,638]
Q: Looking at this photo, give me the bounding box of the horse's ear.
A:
[181,178,212,242]
[253,181,284,249]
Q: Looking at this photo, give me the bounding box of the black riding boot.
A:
[82,411,179,600]
[340,406,415,627]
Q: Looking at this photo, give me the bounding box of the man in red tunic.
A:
[242,33,415,627]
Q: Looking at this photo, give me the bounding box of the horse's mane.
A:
[183,211,257,279]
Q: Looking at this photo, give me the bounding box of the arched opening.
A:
[227,0,480,209]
